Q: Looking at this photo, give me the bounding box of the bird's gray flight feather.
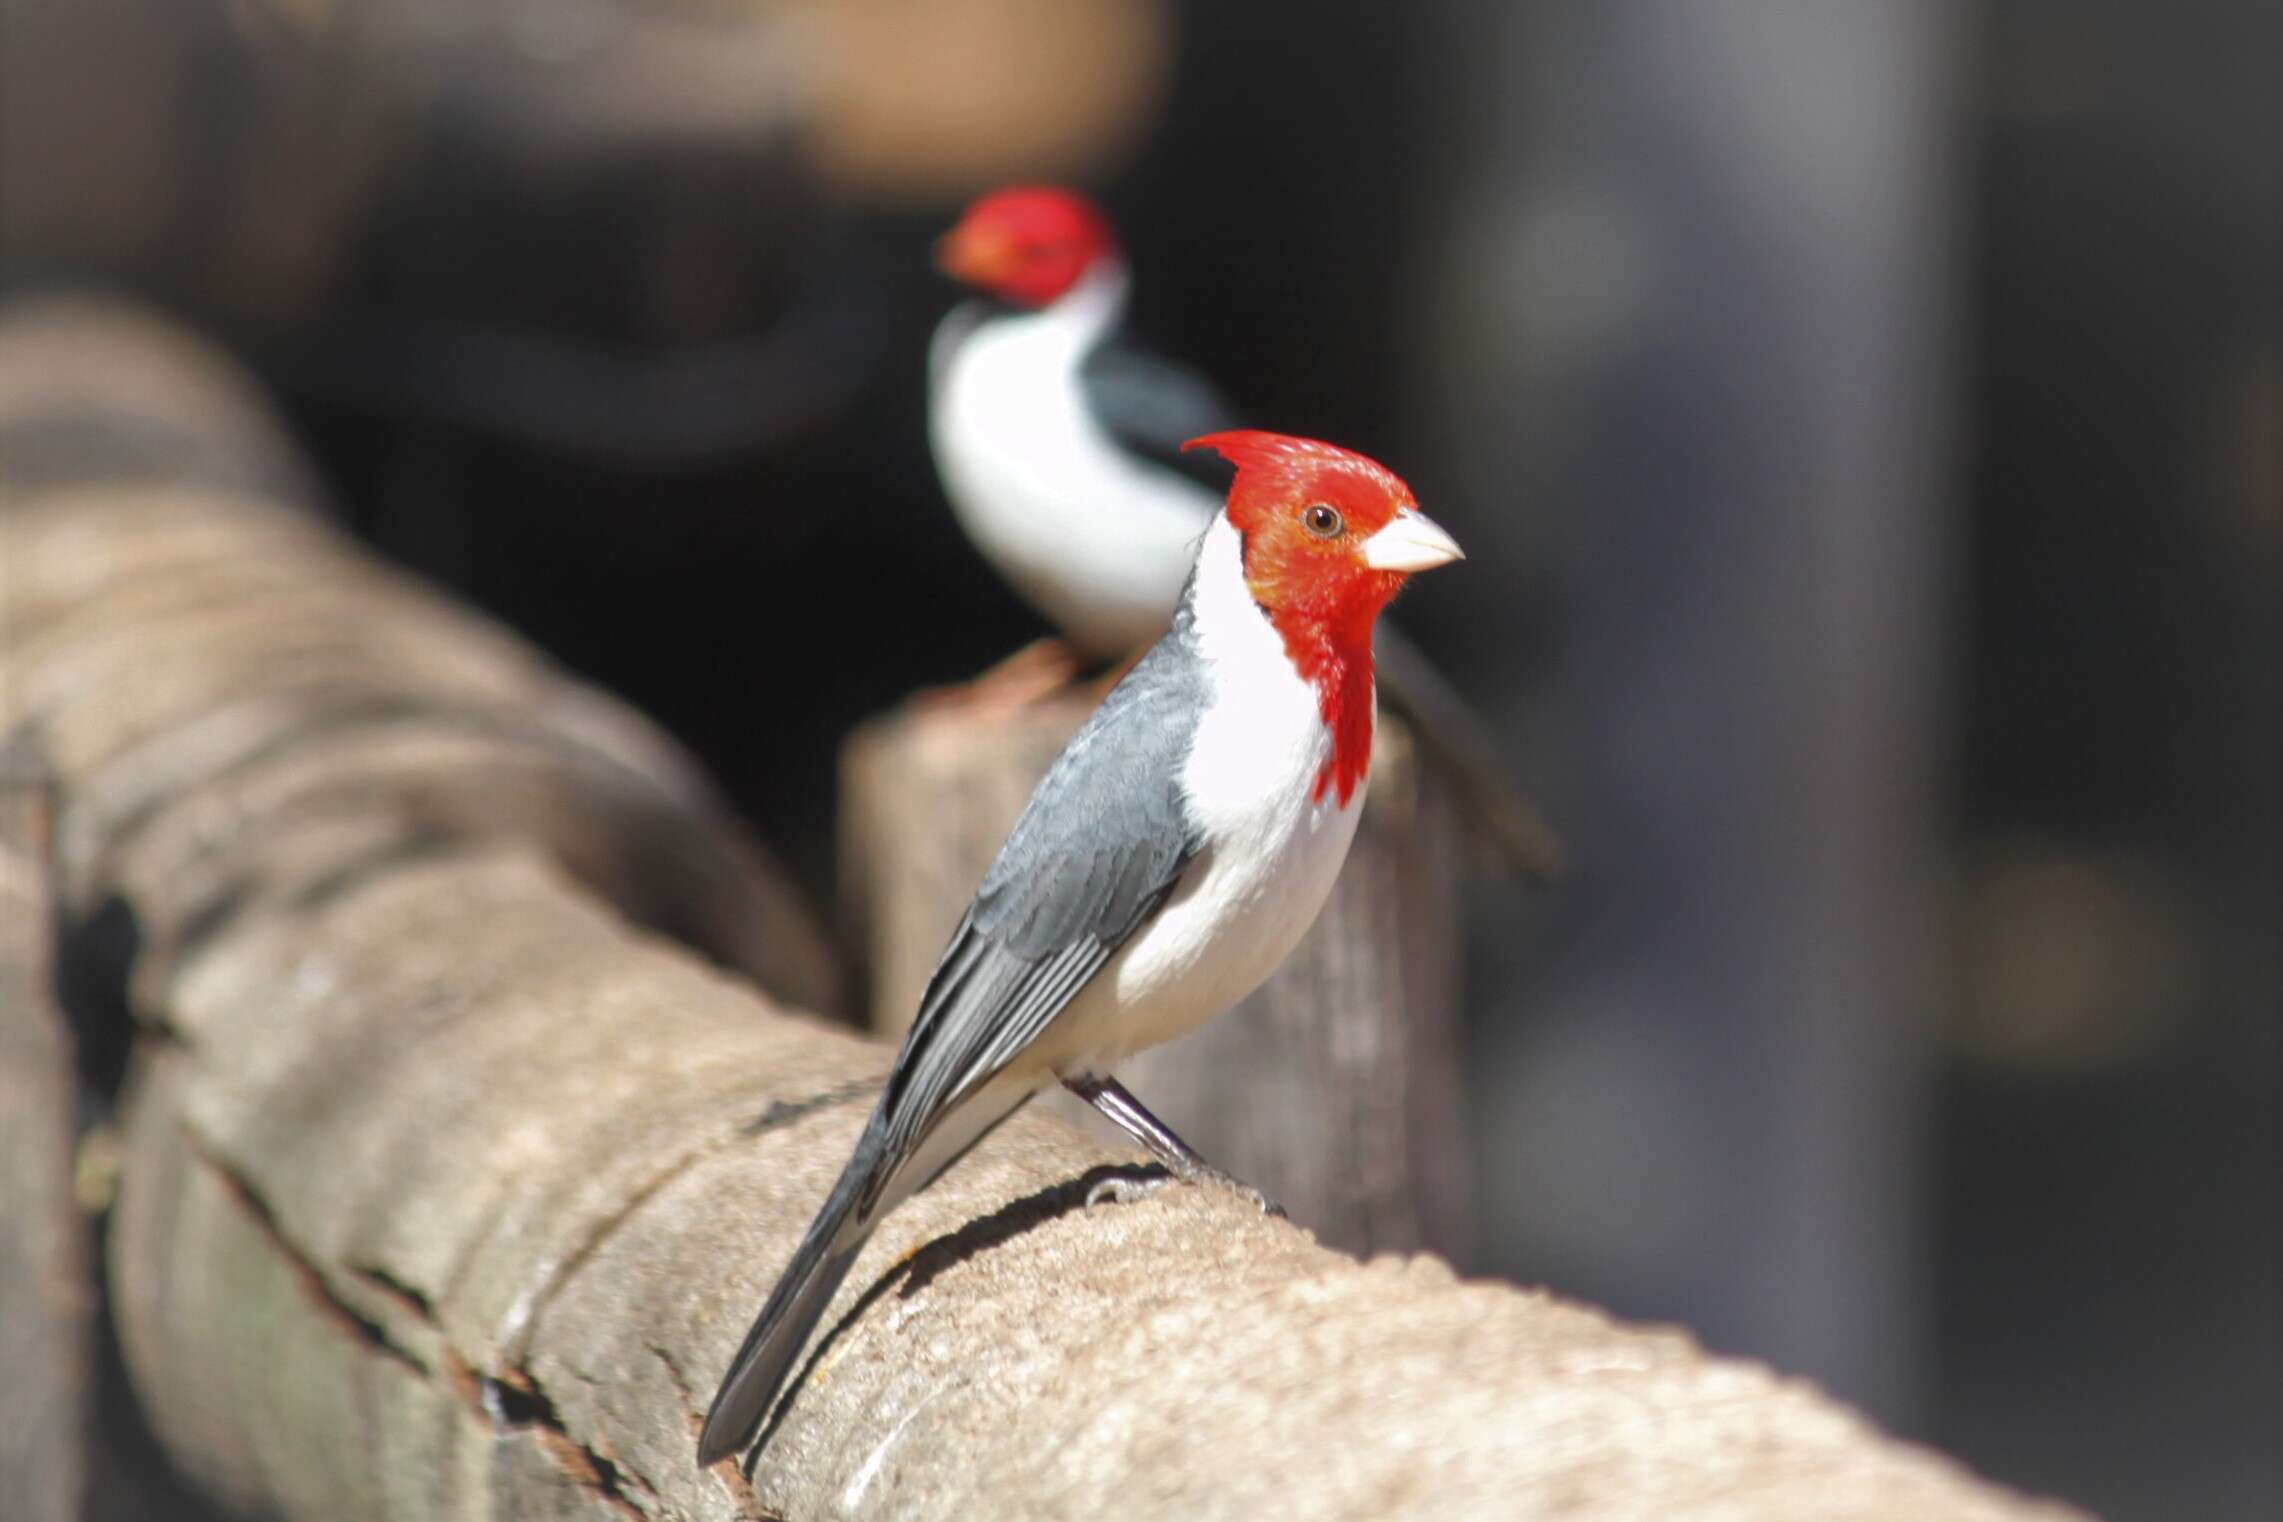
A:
[876,609,1209,1167]
[699,609,1212,1464]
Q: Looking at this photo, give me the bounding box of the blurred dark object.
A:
[0,0,1169,465]
[1403,3,2276,1518]
[1935,5,2280,1515]
[0,0,847,464]
[1412,0,1957,1427]
[0,0,830,342]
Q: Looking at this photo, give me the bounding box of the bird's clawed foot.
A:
[1063,1074,1286,1218]
[1084,1169,1172,1209]
[1170,1159,1286,1218]
[1080,1164,1282,1217]
[914,638,1082,717]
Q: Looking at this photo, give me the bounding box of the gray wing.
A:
[873,624,1208,1172]
[1077,337,1243,495]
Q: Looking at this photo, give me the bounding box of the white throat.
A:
[1036,513,1366,1071]
[1178,514,1354,821]
[1045,260,1132,342]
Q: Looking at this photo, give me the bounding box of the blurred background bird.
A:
[927,184,1562,878]
[699,430,1465,1464]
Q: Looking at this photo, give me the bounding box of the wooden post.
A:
[841,692,1471,1255]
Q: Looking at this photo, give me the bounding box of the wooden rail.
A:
[0,297,2081,1521]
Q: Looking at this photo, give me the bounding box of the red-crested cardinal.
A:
[928,184,1560,876]
[698,431,1464,1465]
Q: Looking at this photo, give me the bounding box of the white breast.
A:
[928,268,1218,657]
[1037,516,1369,1076]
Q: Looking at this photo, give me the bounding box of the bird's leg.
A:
[1062,1075,1284,1217]
[912,637,1083,716]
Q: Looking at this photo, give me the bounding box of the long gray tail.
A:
[1373,623,1565,880]
[695,1122,885,1465]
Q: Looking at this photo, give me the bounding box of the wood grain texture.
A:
[0,298,838,1019]
[0,297,2087,1522]
[841,695,1471,1255]
[0,747,91,1522]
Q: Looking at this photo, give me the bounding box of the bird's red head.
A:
[936,186,1121,308]
[1185,430,1465,804]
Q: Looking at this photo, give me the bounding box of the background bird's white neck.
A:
[1037,259,1131,348]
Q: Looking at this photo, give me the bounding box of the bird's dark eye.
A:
[1302,504,1344,538]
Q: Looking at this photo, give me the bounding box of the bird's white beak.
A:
[1361,510,1464,573]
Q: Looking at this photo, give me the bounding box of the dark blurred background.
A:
[4,2,2274,1516]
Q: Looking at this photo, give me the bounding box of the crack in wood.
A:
[345,1260,435,1321]
[644,1339,695,1408]
[464,1074,894,1511]
[498,1147,712,1370]
[88,696,701,975]
[88,696,450,872]
[279,831,469,919]
[487,1367,652,1522]
[171,1132,673,1520]
[472,1352,639,1515]
[447,1331,656,1521]
[181,1124,427,1378]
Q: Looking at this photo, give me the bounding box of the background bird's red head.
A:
[936,186,1120,308]
[1185,431,1465,804]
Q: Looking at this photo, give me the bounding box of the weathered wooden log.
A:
[0,298,838,1018]
[841,695,1471,1255]
[0,297,2085,1521]
[0,745,91,1522]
